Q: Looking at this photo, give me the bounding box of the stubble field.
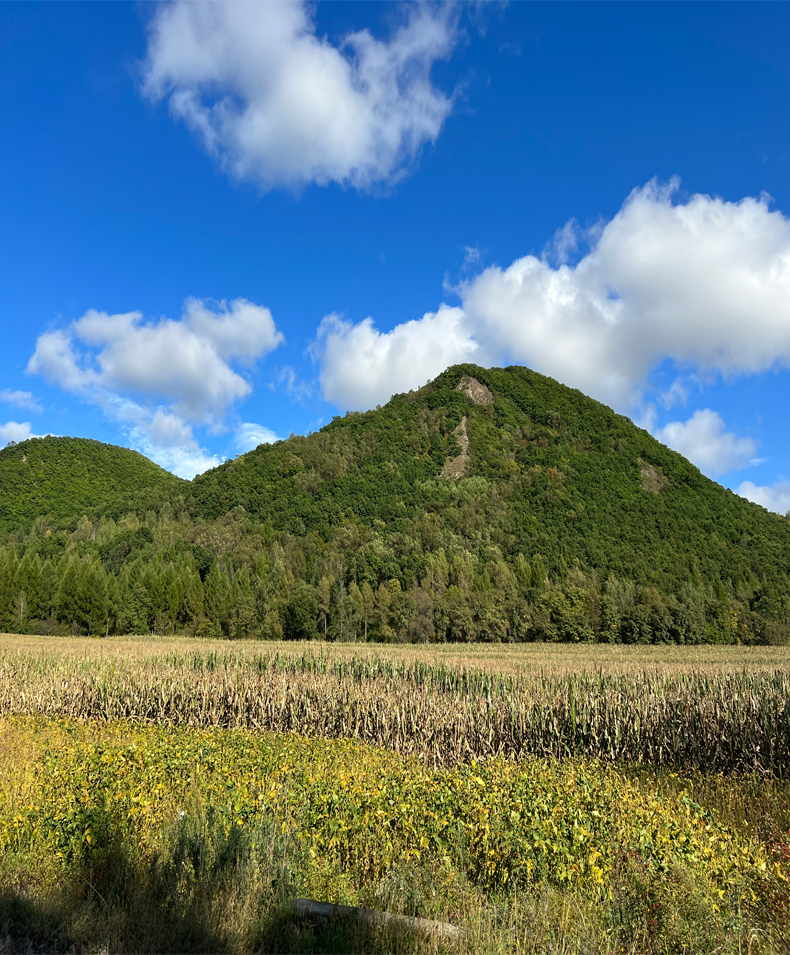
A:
[1,635,789,954]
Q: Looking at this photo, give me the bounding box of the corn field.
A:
[2,647,789,774]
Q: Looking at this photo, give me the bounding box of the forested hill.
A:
[189,363,790,597]
[1,364,790,645]
[0,437,183,535]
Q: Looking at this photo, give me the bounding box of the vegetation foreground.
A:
[0,639,789,953]
[2,639,790,774]
[1,718,789,954]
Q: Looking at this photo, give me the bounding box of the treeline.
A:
[2,507,788,644]
[4,366,790,645]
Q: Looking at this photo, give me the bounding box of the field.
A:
[1,635,790,953]
[5,633,790,675]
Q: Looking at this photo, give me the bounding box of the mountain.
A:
[189,363,790,596]
[1,365,789,644]
[0,436,184,535]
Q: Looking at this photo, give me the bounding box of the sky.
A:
[2,2,790,514]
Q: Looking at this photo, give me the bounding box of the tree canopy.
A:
[2,364,789,644]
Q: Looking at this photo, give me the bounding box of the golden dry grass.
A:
[2,633,790,774]
[2,632,790,678]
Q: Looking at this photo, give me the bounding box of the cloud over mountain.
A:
[655,409,757,476]
[738,480,790,516]
[315,180,790,416]
[0,421,33,445]
[27,297,283,478]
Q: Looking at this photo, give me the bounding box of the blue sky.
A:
[2,2,790,512]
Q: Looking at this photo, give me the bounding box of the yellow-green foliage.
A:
[1,718,784,901]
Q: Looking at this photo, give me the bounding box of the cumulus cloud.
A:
[313,306,479,410]
[27,297,283,478]
[29,298,282,426]
[0,389,42,413]
[133,437,222,480]
[314,179,790,414]
[102,396,221,479]
[738,480,790,516]
[141,1,456,191]
[655,409,757,476]
[0,421,33,445]
[235,422,280,454]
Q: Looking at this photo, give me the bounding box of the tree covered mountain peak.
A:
[1,364,789,644]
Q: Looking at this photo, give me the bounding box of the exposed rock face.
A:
[639,459,668,493]
[440,416,470,479]
[455,376,494,406]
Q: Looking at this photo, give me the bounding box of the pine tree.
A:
[40,559,57,620]
[55,556,81,629]
[106,573,121,634]
[230,565,256,638]
[74,558,108,634]
[183,566,204,622]
[0,548,16,628]
[144,560,167,629]
[14,550,42,623]
[204,562,231,635]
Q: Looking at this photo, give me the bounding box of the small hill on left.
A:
[0,437,184,536]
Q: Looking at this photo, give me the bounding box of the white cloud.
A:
[235,422,280,454]
[141,0,456,191]
[28,297,282,428]
[133,438,222,480]
[313,306,480,410]
[271,366,313,404]
[546,218,580,266]
[27,329,92,394]
[738,480,790,516]
[27,297,282,478]
[659,375,700,410]
[0,421,32,445]
[314,179,790,414]
[656,409,757,476]
[104,396,221,479]
[0,389,42,413]
[182,297,283,364]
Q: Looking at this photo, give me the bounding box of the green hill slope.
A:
[190,363,790,599]
[0,436,184,535]
[1,365,789,643]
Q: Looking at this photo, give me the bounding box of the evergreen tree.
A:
[0,548,15,627]
[55,556,80,631]
[183,565,204,623]
[40,559,57,620]
[14,550,42,623]
[230,565,256,638]
[204,562,231,635]
[74,558,109,634]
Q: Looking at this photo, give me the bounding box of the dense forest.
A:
[2,364,790,644]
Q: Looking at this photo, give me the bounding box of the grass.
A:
[2,637,790,773]
[3,632,790,677]
[1,718,789,954]
[1,637,789,952]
